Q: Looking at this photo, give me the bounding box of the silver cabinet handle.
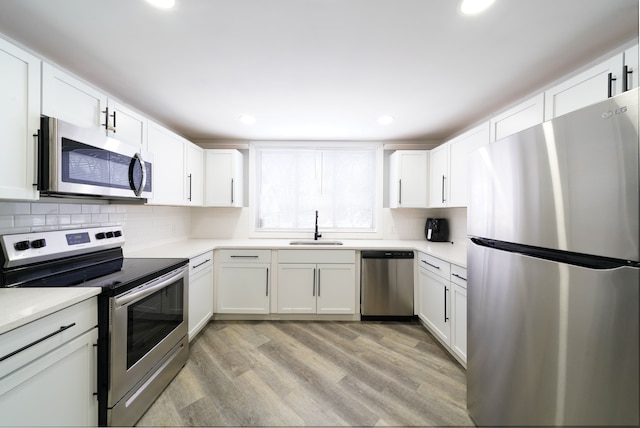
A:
[444,287,449,322]
[312,268,316,296]
[317,269,321,296]
[231,178,234,204]
[230,255,258,258]
[188,173,192,201]
[266,268,269,296]
[32,131,39,187]
[441,175,446,203]
[451,273,467,281]
[398,179,402,205]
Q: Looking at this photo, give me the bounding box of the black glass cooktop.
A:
[2,248,187,296]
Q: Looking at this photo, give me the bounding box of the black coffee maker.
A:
[425,218,449,242]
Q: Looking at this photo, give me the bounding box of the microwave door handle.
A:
[129,153,147,196]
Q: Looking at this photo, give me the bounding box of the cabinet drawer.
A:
[0,297,97,378]
[278,250,355,264]
[190,251,213,276]
[417,252,450,280]
[450,264,468,289]
[218,249,271,263]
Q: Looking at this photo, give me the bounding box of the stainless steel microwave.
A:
[37,116,153,201]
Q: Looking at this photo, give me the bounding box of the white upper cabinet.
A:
[204,149,244,207]
[428,145,448,208]
[448,123,490,207]
[42,63,147,148]
[147,121,187,205]
[623,43,639,91]
[544,53,624,121]
[41,62,107,129]
[389,150,429,208]
[186,143,204,206]
[0,37,40,200]
[429,123,489,208]
[490,93,544,142]
[106,99,148,149]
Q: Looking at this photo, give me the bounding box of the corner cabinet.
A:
[277,250,356,314]
[216,249,271,314]
[0,298,98,426]
[0,37,40,200]
[417,252,467,366]
[204,149,244,207]
[389,150,429,208]
[188,251,213,340]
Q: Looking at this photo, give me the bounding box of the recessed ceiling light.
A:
[239,115,256,125]
[459,0,495,15]
[377,115,394,125]
[146,0,176,10]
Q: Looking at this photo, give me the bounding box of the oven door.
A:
[39,116,153,199]
[108,266,188,409]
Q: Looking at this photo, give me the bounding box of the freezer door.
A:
[467,243,639,426]
[467,88,639,262]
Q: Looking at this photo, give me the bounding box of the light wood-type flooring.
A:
[136,320,475,427]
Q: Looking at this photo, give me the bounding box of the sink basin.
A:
[289,240,343,246]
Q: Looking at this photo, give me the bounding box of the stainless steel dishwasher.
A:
[361,250,414,320]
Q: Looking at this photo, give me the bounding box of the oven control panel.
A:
[1,227,125,268]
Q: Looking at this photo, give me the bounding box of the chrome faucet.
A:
[314,210,322,240]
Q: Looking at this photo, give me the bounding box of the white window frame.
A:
[248,141,384,240]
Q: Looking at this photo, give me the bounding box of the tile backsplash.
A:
[0,201,191,253]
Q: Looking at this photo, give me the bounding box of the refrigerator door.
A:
[468,88,639,262]
[467,243,639,426]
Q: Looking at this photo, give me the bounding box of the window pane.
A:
[256,147,376,231]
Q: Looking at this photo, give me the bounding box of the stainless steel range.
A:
[0,227,189,427]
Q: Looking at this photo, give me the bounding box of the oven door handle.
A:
[115,268,185,307]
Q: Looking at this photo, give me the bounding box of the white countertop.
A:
[125,239,467,267]
[0,287,101,335]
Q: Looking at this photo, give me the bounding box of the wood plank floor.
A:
[136,320,475,427]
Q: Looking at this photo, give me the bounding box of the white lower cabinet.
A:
[277,250,356,314]
[188,251,214,340]
[216,250,271,314]
[0,297,98,426]
[417,252,467,366]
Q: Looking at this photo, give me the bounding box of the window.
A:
[254,146,378,233]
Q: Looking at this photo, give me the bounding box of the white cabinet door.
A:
[188,251,213,340]
[0,328,98,427]
[277,264,317,313]
[217,264,270,314]
[490,93,544,142]
[448,123,490,207]
[186,143,204,206]
[41,62,108,129]
[544,53,623,120]
[204,149,243,207]
[450,283,467,363]
[389,150,429,208]
[0,38,39,200]
[428,145,448,208]
[147,121,186,205]
[316,264,356,314]
[418,267,451,345]
[623,44,639,91]
[107,99,147,148]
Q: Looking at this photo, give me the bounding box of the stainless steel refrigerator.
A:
[467,88,639,426]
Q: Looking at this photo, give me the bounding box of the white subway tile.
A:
[91,213,109,223]
[58,204,83,214]
[82,204,101,214]
[46,215,71,226]
[31,203,60,215]
[0,202,31,215]
[71,214,92,224]
[0,216,13,228]
[100,205,117,214]
[15,215,46,228]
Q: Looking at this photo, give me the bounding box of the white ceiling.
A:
[0,0,637,142]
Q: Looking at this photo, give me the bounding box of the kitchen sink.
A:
[289,240,343,245]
